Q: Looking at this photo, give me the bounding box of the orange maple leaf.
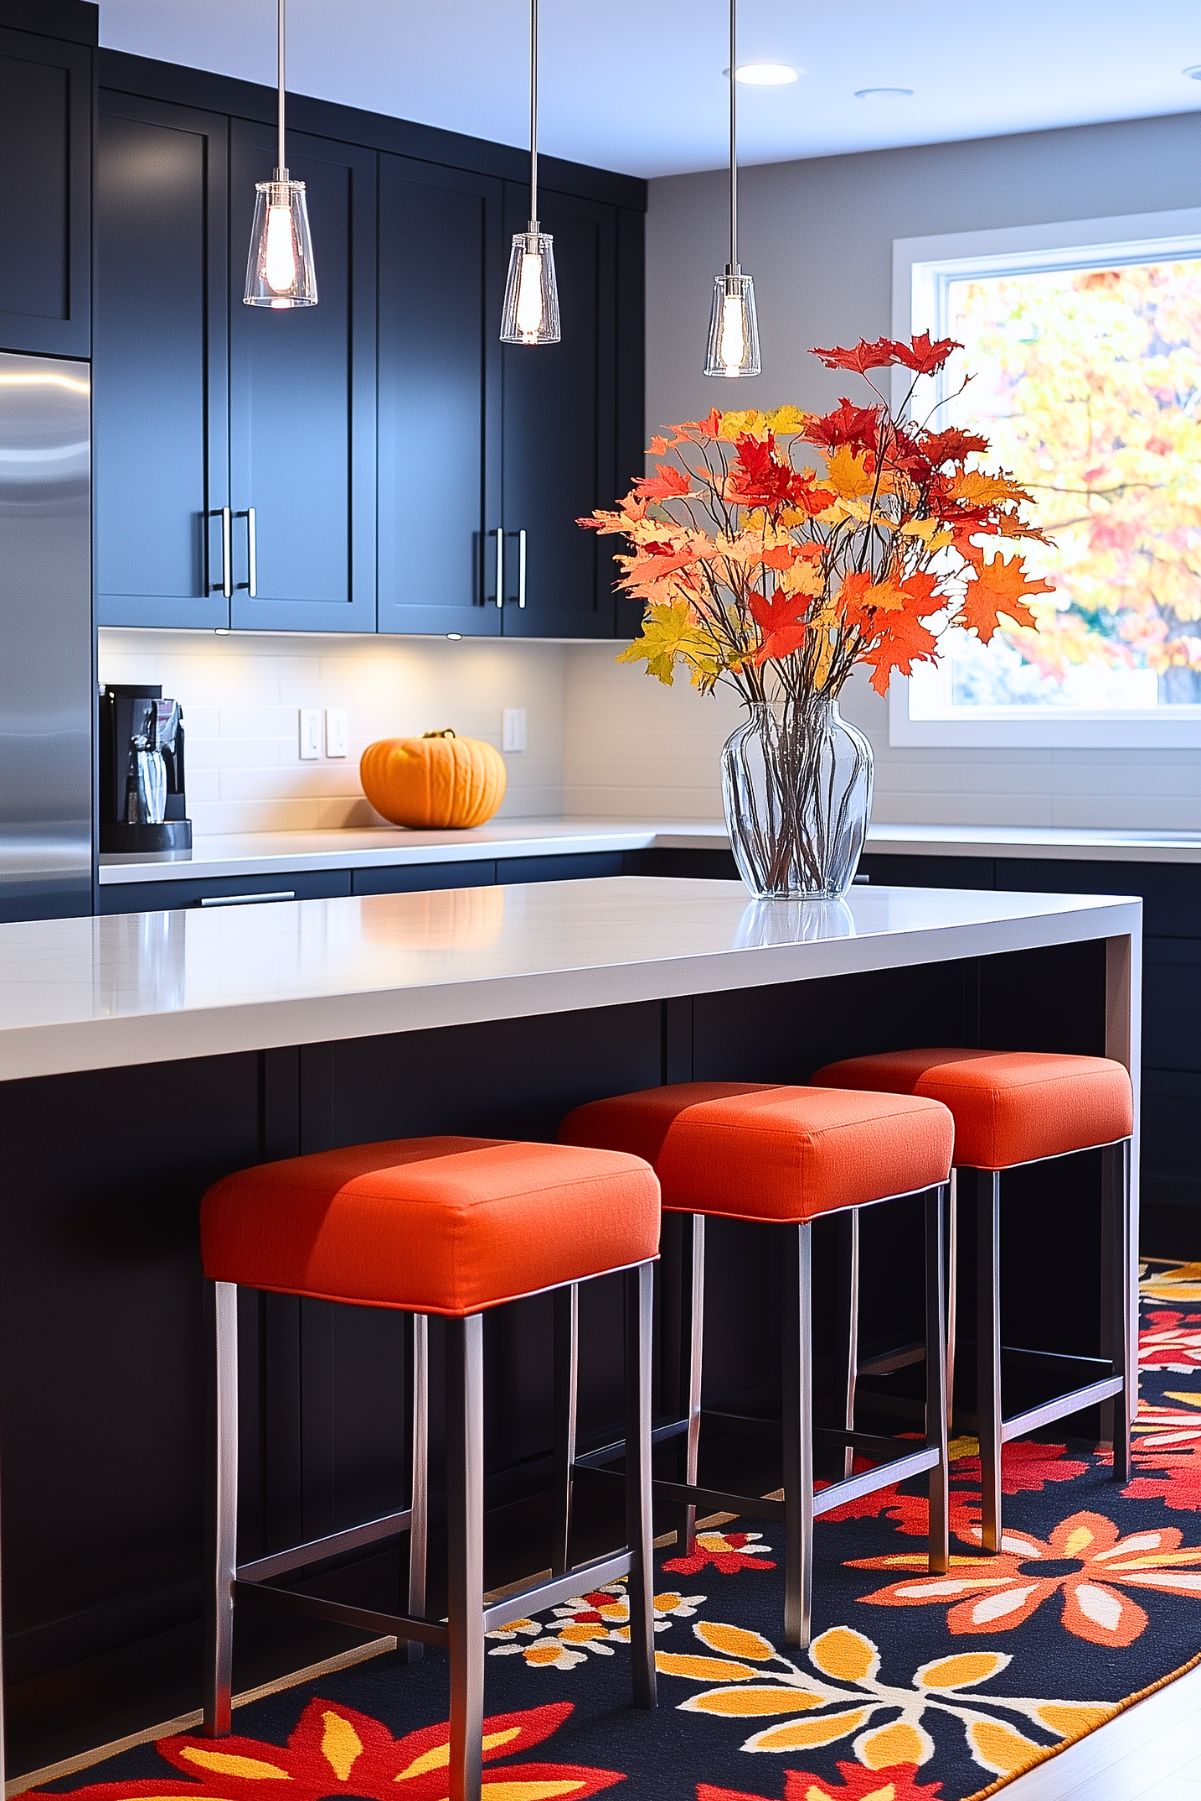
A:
[862,611,940,694]
[749,586,809,664]
[634,463,693,501]
[958,553,1052,643]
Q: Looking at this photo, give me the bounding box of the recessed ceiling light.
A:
[733,62,800,86]
[854,85,915,100]
[1184,63,1201,80]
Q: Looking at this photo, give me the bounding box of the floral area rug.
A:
[36,1260,1201,1801]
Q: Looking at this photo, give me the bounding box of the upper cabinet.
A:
[0,24,91,357]
[95,96,230,629]
[94,56,645,640]
[228,122,377,631]
[377,157,503,637]
[499,184,617,640]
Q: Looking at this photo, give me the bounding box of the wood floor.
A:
[1004,1659,1201,1800]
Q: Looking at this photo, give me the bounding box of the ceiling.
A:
[86,0,1201,179]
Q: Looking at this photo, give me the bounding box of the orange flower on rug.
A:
[698,1761,943,1800]
[30,1699,623,1801]
[851,1511,1201,1646]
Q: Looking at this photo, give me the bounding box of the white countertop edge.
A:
[0,884,1142,1085]
[96,817,1201,884]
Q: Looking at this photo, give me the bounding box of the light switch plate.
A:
[299,708,322,760]
[325,707,349,759]
[502,707,527,753]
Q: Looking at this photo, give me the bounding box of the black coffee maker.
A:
[99,685,193,852]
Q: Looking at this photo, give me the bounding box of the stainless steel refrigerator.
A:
[0,351,93,920]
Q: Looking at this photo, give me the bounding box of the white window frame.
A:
[889,208,1201,750]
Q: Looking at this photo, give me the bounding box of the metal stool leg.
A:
[945,1172,958,1434]
[926,1187,950,1574]
[406,1313,430,1662]
[1110,1140,1134,1483]
[678,1213,705,1554]
[203,1281,239,1736]
[841,1210,860,1480]
[625,1263,657,1709]
[446,1314,485,1801]
[551,1284,579,1576]
[975,1171,1003,1553]
[782,1221,814,1649]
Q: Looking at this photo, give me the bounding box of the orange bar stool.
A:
[814,1048,1136,1548]
[559,1081,955,1648]
[200,1136,660,1801]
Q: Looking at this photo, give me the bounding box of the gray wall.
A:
[638,110,1201,831]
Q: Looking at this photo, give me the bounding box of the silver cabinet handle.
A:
[517,528,527,608]
[213,506,233,599]
[236,508,258,598]
[494,526,505,608]
[198,889,297,907]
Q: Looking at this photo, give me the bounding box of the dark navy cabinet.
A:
[93,54,646,640]
[95,95,230,628]
[499,184,617,639]
[377,158,503,637]
[0,20,91,357]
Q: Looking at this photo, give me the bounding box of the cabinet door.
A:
[229,123,377,631]
[95,96,231,628]
[500,184,616,639]
[378,158,503,636]
[0,27,90,357]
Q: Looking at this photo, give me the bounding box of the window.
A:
[891,210,1201,747]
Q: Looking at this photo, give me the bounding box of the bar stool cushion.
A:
[560,1081,952,1223]
[201,1137,660,1317]
[812,1048,1134,1171]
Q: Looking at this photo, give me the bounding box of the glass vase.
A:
[720,697,874,899]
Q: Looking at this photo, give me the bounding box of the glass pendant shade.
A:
[244,175,317,308]
[705,269,760,377]
[500,229,561,345]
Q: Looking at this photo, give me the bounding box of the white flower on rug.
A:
[487,1584,705,1670]
[658,1620,1110,1780]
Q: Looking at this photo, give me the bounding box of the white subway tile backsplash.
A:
[99,628,569,832]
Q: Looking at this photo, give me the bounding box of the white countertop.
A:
[97,817,1201,884]
[0,876,1140,1084]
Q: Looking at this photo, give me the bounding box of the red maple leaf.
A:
[862,610,939,694]
[749,586,809,664]
[895,329,961,374]
[811,332,960,377]
[804,397,883,453]
[920,425,991,465]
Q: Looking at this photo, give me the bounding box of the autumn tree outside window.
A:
[892,209,1201,749]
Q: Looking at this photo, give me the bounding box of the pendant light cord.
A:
[728,0,737,272]
[276,0,287,178]
[529,0,539,230]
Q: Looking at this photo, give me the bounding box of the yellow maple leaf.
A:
[717,408,765,441]
[617,600,718,686]
[899,517,955,552]
[948,468,1033,509]
[778,557,824,599]
[763,404,809,435]
[822,445,878,500]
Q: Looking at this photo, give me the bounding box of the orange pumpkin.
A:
[360,729,507,829]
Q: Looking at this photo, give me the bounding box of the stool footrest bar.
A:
[813,1446,940,1518]
[574,1417,692,1471]
[236,1506,415,1584]
[232,1580,449,1648]
[483,1550,636,1633]
[1001,1374,1123,1443]
[649,1476,788,1521]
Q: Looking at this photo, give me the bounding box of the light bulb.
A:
[515,249,545,339]
[264,202,298,294]
[719,292,748,371]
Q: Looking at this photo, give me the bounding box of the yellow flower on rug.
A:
[657,1620,1109,1779]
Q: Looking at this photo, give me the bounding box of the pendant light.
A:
[244,0,318,308]
[500,0,561,344]
[704,0,760,376]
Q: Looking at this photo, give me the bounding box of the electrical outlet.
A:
[325,707,349,759]
[298,708,322,760]
[502,707,527,753]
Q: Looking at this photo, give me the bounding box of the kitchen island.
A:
[0,876,1141,1776]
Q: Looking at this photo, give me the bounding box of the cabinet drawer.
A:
[99,871,353,914]
[858,853,996,890]
[351,862,498,896]
[1001,858,1195,938]
[496,853,626,885]
[1142,1069,1201,1215]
